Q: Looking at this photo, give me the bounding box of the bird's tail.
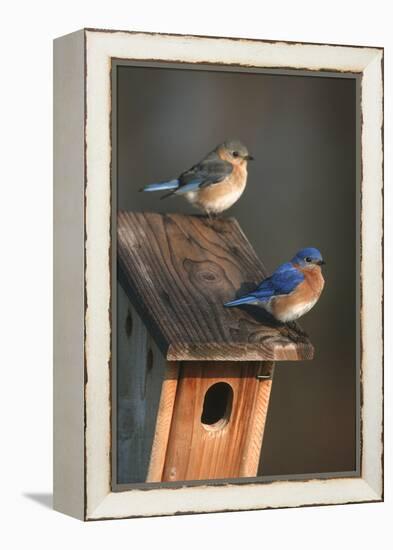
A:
[224,295,257,307]
[139,179,179,193]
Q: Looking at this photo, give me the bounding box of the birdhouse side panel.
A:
[116,284,167,484]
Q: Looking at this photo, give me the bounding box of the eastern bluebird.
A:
[224,248,325,323]
[140,139,254,216]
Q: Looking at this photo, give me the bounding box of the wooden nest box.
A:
[117,211,313,483]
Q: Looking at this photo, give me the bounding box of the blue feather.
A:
[173,180,203,194]
[255,263,304,297]
[224,295,259,307]
[225,263,305,309]
[140,179,179,192]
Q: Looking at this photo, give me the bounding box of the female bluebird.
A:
[140,139,254,216]
[225,248,325,323]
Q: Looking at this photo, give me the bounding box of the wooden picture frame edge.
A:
[53,28,383,521]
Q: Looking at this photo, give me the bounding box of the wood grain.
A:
[241,362,275,477]
[118,211,313,362]
[116,284,167,483]
[161,362,273,481]
[146,363,180,482]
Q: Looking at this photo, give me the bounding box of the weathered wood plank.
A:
[146,363,180,482]
[118,211,313,362]
[241,362,275,477]
[116,284,167,483]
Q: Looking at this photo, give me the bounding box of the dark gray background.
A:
[116,64,358,477]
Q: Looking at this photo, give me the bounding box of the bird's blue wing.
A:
[254,263,304,302]
[225,263,304,308]
[176,153,233,194]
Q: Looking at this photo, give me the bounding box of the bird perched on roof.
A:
[224,248,325,323]
[140,139,254,217]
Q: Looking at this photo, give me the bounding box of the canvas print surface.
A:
[114,63,359,486]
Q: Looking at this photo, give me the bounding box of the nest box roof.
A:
[117,211,314,361]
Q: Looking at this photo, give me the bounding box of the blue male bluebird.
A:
[140,139,253,216]
[225,248,325,323]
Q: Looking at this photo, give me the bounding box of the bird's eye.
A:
[305,257,312,263]
[232,151,239,157]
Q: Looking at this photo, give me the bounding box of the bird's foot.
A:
[286,321,309,340]
[278,324,293,341]
[205,212,216,227]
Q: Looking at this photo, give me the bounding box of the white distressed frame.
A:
[56,29,383,520]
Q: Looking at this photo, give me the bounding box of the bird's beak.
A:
[317,260,326,266]
[245,154,254,161]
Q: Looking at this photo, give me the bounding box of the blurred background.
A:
[116,64,358,478]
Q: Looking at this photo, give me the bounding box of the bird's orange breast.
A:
[269,266,324,322]
[194,162,248,213]
[299,265,325,296]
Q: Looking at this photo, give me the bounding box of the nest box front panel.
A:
[161,362,273,482]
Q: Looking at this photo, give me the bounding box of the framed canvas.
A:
[53,28,383,520]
